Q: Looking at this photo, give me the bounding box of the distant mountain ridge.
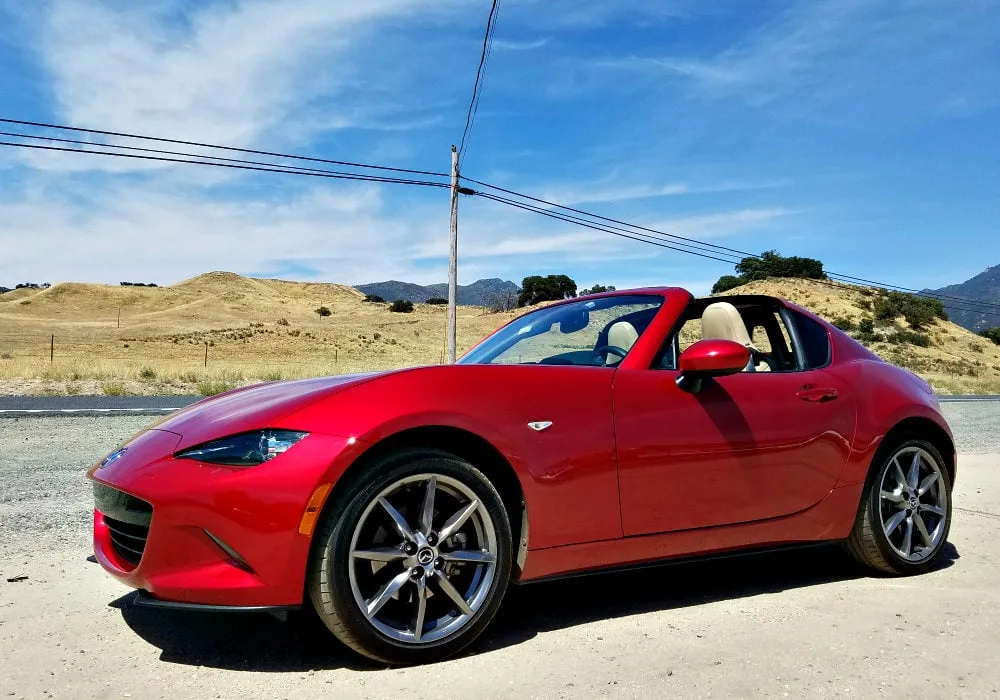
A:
[355,278,519,306]
[925,264,1000,331]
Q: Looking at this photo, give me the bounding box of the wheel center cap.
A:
[908,496,919,509]
[416,547,435,565]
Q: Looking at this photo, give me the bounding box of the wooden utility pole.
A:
[446,144,459,364]
[50,334,54,363]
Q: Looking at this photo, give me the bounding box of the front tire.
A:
[308,449,512,664]
[846,438,953,575]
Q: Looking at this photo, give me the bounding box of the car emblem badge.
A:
[417,548,435,565]
[527,421,553,432]
[100,447,127,468]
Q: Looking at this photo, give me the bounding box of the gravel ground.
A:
[1,405,998,698]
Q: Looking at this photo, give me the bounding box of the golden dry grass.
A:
[1,272,997,395]
[0,272,519,395]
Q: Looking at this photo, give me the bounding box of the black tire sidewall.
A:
[866,438,952,574]
[312,450,513,664]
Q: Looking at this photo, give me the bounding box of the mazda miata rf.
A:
[89,288,955,664]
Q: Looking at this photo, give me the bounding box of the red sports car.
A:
[89,288,955,664]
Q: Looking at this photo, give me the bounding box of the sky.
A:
[1,0,999,295]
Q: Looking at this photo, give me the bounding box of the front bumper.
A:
[89,428,362,607]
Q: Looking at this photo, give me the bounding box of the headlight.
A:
[175,430,309,467]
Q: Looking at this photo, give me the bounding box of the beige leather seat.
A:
[700,302,768,372]
[606,321,639,365]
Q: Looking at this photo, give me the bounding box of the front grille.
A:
[104,516,149,565]
[93,483,152,565]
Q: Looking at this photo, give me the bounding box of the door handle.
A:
[796,387,839,403]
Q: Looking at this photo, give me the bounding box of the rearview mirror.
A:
[676,339,751,393]
[558,309,590,334]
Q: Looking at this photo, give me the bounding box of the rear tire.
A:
[308,449,512,665]
[845,437,952,575]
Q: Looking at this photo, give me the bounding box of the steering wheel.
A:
[592,345,628,366]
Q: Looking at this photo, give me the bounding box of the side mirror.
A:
[676,339,751,393]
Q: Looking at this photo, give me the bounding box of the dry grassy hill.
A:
[0,272,520,396]
[719,278,1000,394]
[1,273,997,395]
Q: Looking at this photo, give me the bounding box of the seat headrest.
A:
[701,302,752,346]
[608,320,639,350]
[606,321,640,365]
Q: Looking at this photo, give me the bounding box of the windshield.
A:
[458,295,664,367]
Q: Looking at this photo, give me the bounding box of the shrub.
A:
[197,379,236,396]
[873,292,947,330]
[0,352,11,360]
[373,332,382,340]
[711,275,746,294]
[101,381,127,396]
[980,327,1000,346]
[484,290,518,313]
[314,306,332,317]
[138,367,157,381]
[276,318,290,326]
[363,294,386,303]
[830,316,856,332]
[425,297,447,305]
[890,329,932,348]
[389,299,414,313]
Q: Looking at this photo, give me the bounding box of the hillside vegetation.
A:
[0,272,520,396]
[1,272,997,395]
[719,278,1000,394]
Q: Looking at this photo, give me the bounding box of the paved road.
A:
[1,407,999,698]
[0,395,201,416]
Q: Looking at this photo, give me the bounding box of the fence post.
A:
[50,334,54,363]
[204,342,208,368]
[334,347,338,364]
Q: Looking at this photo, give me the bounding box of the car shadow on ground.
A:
[114,542,958,672]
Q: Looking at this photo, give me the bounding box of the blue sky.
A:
[1,0,998,294]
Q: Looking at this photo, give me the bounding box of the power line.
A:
[0,140,451,188]
[464,176,1000,315]
[470,189,1000,320]
[0,130,447,185]
[457,0,500,163]
[0,117,449,178]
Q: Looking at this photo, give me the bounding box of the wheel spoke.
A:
[900,517,913,557]
[913,513,933,546]
[917,471,939,496]
[352,546,407,563]
[920,503,945,517]
[378,497,414,541]
[412,577,427,642]
[438,500,480,541]
[906,451,921,491]
[884,509,907,537]
[893,459,908,491]
[880,489,904,504]
[435,574,474,616]
[420,476,437,535]
[441,549,496,564]
[366,570,411,618]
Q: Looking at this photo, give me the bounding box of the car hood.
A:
[150,371,390,450]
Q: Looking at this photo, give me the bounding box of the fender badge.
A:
[527,421,553,432]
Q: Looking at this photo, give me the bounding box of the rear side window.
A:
[790,311,831,369]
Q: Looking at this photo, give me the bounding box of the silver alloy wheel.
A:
[348,473,498,644]
[878,446,948,562]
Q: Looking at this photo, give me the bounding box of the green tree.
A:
[389,299,414,313]
[711,275,746,294]
[425,297,448,305]
[363,294,385,303]
[735,250,827,282]
[581,284,616,295]
[314,306,332,318]
[518,274,578,307]
[980,327,1000,346]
